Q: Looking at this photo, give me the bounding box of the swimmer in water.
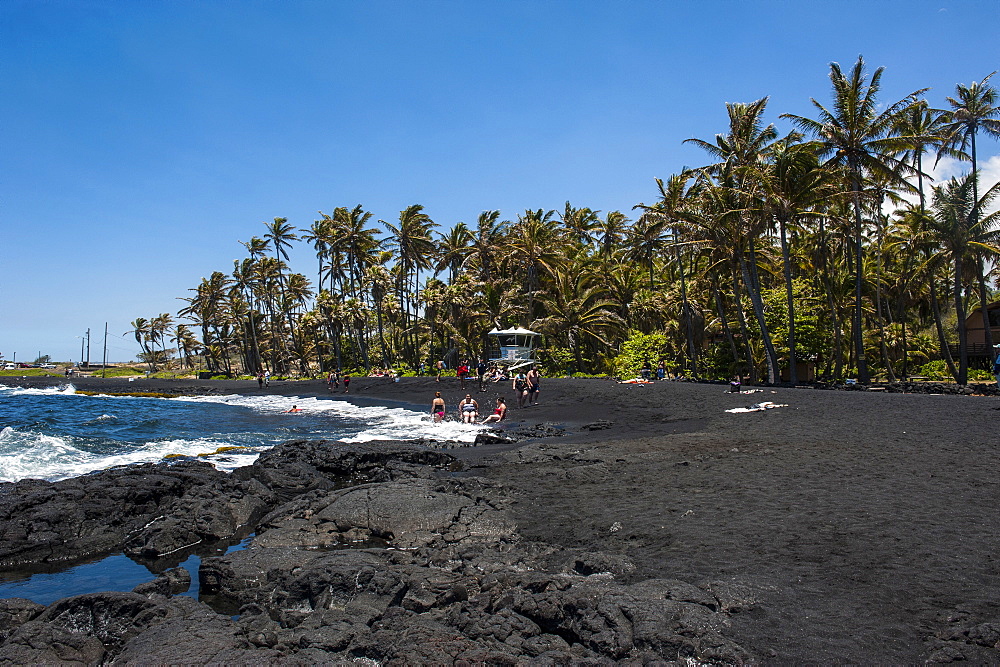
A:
[285,405,302,413]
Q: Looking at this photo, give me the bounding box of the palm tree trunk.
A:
[849,171,871,383]
[779,218,797,384]
[713,284,740,371]
[954,255,968,384]
[929,273,959,380]
[731,268,758,383]
[741,244,779,384]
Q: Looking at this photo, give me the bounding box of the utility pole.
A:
[102,323,108,378]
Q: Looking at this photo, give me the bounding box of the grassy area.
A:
[0,369,62,377]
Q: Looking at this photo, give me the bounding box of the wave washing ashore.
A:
[0,383,480,483]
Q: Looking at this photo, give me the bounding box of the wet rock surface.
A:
[0,441,751,663]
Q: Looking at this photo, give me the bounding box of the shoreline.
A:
[3,376,1000,661]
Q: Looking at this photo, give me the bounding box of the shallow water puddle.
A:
[0,535,254,607]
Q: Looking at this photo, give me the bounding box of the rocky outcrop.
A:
[0,441,754,663]
[0,461,254,569]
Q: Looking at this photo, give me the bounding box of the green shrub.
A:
[613,331,667,379]
[917,360,952,381]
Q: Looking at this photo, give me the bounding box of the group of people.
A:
[431,392,507,424]
[429,363,540,424]
[325,371,351,393]
[639,360,669,381]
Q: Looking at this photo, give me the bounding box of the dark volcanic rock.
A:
[0,461,236,569]
[241,439,458,500]
[132,566,191,597]
[0,439,753,663]
[0,597,44,643]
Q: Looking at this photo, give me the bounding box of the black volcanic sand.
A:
[7,374,1000,662]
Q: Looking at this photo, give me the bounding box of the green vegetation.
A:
[130,60,1000,385]
[0,369,62,377]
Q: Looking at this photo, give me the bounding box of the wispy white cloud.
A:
[888,152,1000,216]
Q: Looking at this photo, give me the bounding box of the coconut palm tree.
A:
[532,265,623,373]
[383,205,437,364]
[925,173,1000,383]
[467,210,509,284]
[941,72,1000,353]
[762,140,835,382]
[436,222,473,284]
[508,209,561,322]
[781,56,926,382]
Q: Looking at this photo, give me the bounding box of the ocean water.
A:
[0,382,480,605]
[0,383,480,483]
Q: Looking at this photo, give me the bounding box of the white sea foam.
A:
[174,393,483,444]
[0,387,481,483]
[0,426,265,482]
[3,383,78,396]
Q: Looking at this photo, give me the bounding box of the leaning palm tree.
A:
[941,72,1000,353]
[781,56,926,382]
[686,98,787,383]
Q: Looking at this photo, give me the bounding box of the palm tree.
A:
[558,201,600,249]
[383,204,437,364]
[762,140,834,383]
[533,265,623,373]
[595,211,629,260]
[436,222,473,284]
[468,210,508,283]
[624,211,670,290]
[782,56,926,382]
[941,72,1000,354]
[508,209,561,323]
[925,173,1000,383]
[686,98,786,383]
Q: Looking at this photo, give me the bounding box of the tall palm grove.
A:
[133,58,1000,385]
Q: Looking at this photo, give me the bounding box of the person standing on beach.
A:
[526,366,540,405]
[993,346,1000,387]
[513,370,529,408]
[257,371,264,389]
[436,360,445,382]
[264,371,270,388]
[477,358,488,392]
[343,374,350,393]
[431,391,446,422]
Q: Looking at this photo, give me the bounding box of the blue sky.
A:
[2,0,998,363]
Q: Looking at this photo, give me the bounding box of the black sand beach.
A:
[3,375,1000,662]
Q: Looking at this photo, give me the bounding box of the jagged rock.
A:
[243,440,457,500]
[0,622,106,664]
[115,595,284,663]
[132,566,191,597]
[474,430,517,445]
[0,597,45,643]
[0,461,232,569]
